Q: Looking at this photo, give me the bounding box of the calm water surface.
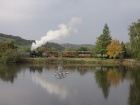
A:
[0,64,140,105]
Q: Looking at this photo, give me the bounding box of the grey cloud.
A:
[0,0,140,44]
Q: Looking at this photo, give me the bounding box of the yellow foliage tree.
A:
[107,39,122,58]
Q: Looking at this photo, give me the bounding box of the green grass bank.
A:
[20,57,138,66]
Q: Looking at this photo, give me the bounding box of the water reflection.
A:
[77,66,92,75]
[0,64,21,83]
[95,66,129,99]
[95,67,110,99]
[107,69,122,87]
[31,73,70,100]
[129,68,140,105]
[30,66,43,73]
[54,69,69,79]
[0,64,140,105]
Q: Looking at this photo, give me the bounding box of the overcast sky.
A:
[0,0,140,44]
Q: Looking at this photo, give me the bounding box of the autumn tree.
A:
[95,24,112,56]
[107,39,122,58]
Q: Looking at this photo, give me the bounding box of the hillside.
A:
[0,33,95,51]
[0,33,34,45]
[61,43,95,48]
[44,42,64,51]
[0,33,64,51]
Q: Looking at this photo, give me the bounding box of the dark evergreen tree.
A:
[95,23,112,56]
[121,41,127,58]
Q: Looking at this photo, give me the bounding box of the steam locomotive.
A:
[30,51,43,57]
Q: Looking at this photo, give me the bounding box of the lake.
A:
[0,64,140,105]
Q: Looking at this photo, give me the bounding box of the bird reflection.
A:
[54,69,69,79]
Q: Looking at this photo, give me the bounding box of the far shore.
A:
[19,57,140,66]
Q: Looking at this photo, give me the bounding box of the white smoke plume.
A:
[68,17,83,26]
[31,17,82,50]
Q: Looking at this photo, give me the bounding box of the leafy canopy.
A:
[128,18,140,59]
[107,39,122,58]
[0,41,19,63]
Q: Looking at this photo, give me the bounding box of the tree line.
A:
[94,23,124,59]
[94,18,140,59]
[0,18,140,62]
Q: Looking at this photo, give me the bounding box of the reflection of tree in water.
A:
[129,69,140,105]
[0,64,20,83]
[119,66,128,81]
[77,66,92,75]
[95,66,128,99]
[63,66,76,71]
[44,65,58,71]
[95,67,110,99]
[30,66,43,73]
[107,69,122,87]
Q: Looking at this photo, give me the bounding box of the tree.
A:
[124,42,132,58]
[36,46,47,52]
[128,19,140,59]
[63,47,76,52]
[0,41,15,54]
[121,41,127,58]
[0,41,19,63]
[1,49,19,63]
[95,24,112,56]
[78,46,89,51]
[107,39,122,58]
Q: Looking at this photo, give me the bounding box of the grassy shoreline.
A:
[19,57,140,66]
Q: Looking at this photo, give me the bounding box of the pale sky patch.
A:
[0,0,140,44]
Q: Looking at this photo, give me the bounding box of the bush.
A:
[0,49,19,63]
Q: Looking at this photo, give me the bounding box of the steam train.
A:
[29,51,93,58]
[27,49,126,59]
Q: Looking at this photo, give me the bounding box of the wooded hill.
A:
[61,43,95,48]
[0,33,64,51]
[0,33,34,45]
[0,33,94,51]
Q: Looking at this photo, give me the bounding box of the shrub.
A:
[0,49,19,63]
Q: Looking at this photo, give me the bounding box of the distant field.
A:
[17,44,31,51]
